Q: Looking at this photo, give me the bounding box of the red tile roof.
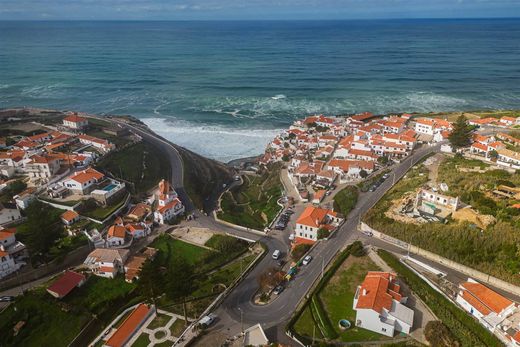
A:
[47,271,86,298]
[61,210,79,223]
[68,168,104,184]
[108,225,127,239]
[64,114,87,123]
[355,272,402,314]
[106,304,152,347]
[460,281,513,315]
[296,206,337,228]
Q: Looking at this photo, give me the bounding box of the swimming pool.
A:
[103,184,117,191]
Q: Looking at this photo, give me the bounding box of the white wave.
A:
[271,94,287,100]
[20,84,66,99]
[142,117,283,162]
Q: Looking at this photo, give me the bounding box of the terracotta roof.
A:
[99,266,115,273]
[47,271,85,298]
[61,210,79,223]
[157,198,180,214]
[67,168,104,184]
[105,304,152,347]
[108,225,127,239]
[78,134,110,146]
[460,281,513,315]
[0,230,15,241]
[296,206,337,228]
[64,114,87,123]
[355,272,402,314]
[471,142,488,151]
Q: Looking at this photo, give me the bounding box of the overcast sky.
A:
[1,0,519,20]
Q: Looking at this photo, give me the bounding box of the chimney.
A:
[362,288,367,296]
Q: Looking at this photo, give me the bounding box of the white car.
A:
[199,314,217,327]
[302,255,312,265]
[289,234,295,241]
[272,249,281,260]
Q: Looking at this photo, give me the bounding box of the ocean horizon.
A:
[1,19,519,161]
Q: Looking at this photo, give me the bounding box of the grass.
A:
[333,185,359,216]
[169,319,187,337]
[81,193,128,221]
[151,235,209,267]
[131,333,151,347]
[147,313,172,329]
[378,249,502,347]
[0,276,135,347]
[293,306,324,340]
[218,164,283,229]
[97,141,171,195]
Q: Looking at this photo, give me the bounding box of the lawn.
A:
[0,275,136,347]
[131,333,151,347]
[218,164,283,229]
[319,256,389,343]
[147,313,172,330]
[333,185,359,216]
[170,319,187,337]
[365,155,520,284]
[97,141,171,195]
[81,193,128,221]
[151,235,209,267]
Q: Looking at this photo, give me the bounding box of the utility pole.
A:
[238,307,244,334]
[321,256,324,279]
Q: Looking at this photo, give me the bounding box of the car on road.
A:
[199,313,217,327]
[272,249,281,260]
[302,255,312,265]
[289,233,295,241]
[284,210,295,215]
[0,296,14,302]
[369,186,376,192]
[273,285,284,295]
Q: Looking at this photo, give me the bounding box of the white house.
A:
[125,223,150,239]
[153,179,185,224]
[24,154,61,179]
[295,206,342,243]
[353,272,414,337]
[83,248,129,279]
[63,114,89,129]
[62,167,105,194]
[497,148,520,170]
[14,188,36,210]
[0,204,22,226]
[106,224,128,247]
[456,278,516,332]
[78,134,115,152]
[0,229,25,279]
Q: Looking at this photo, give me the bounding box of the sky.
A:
[0,0,519,20]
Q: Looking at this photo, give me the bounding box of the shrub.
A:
[425,321,460,347]
[350,241,366,257]
[292,244,311,261]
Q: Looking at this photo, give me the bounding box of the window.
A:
[382,328,386,332]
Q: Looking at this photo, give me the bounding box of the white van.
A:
[272,250,281,260]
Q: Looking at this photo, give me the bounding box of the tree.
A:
[377,156,389,165]
[257,267,282,290]
[137,258,164,303]
[488,149,498,160]
[18,201,63,263]
[359,169,368,179]
[291,244,311,261]
[167,254,195,325]
[448,114,473,149]
[317,228,330,239]
[6,180,27,197]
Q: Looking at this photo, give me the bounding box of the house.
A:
[497,148,520,170]
[46,270,86,299]
[124,247,157,282]
[83,248,129,279]
[231,323,269,347]
[13,188,36,210]
[62,167,105,194]
[0,203,22,226]
[353,272,414,337]
[456,278,516,331]
[126,203,152,222]
[312,190,326,205]
[500,117,516,127]
[125,223,150,239]
[0,248,21,279]
[24,154,61,179]
[78,134,115,152]
[153,179,184,224]
[105,303,156,347]
[63,114,89,130]
[106,225,128,247]
[295,206,342,243]
[61,210,80,226]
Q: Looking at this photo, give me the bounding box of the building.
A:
[106,225,128,247]
[24,154,61,179]
[78,134,115,152]
[353,272,414,337]
[497,148,520,170]
[62,167,105,194]
[456,278,516,331]
[13,188,36,210]
[416,188,460,215]
[124,247,157,282]
[46,270,86,299]
[63,114,89,130]
[230,323,269,347]
[295,206,342,243]
[61,210,80,226]
[83,248,129,279]
[0,248,21,279]
[153,179,184,224]
[0,203,22,226]
[105,303,156,347]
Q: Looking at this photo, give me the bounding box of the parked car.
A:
[302,255,312,265]
[289,233,295,241]
[273,285,285,295]
[0,296,15,302]
[284,210,295,215]
[272,249,281,260]
[199,314,217,327]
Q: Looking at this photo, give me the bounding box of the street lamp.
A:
[238,307,243,334]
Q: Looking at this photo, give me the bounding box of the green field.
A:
[218,164,283,229]
[80,193,128,221]
[365,155,520,284]
[97,141,171,195]
[151,236,209,267]
[333,185,359,216]
[0,276,135,347]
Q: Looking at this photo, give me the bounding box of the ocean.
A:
[0,19,519,161]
